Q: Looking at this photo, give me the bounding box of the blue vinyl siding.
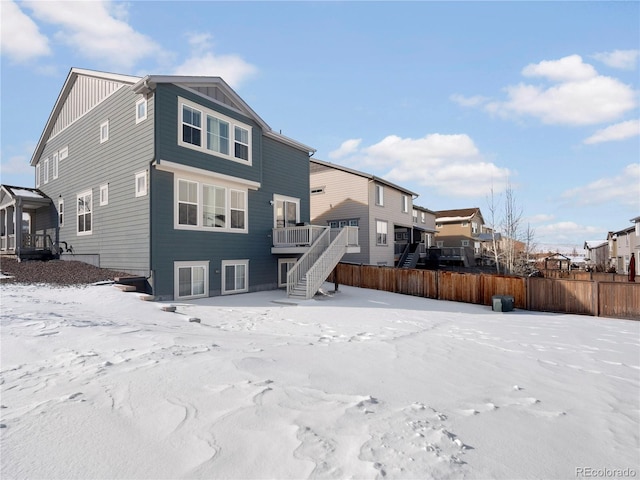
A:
[150,85,311,299]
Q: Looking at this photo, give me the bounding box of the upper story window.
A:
[43,158,50,184]
[179,97,252,165]
[182,105,202,146]
[135,171,148,197]
[52,152,59,180]
[36,164,41,187]
[472,222,479,234]
[375,184,384,206]
[461,240,470,247]
[136,98,147,123]
[412,209,418,223]
[100,120,109,143]
[402,195,409,213]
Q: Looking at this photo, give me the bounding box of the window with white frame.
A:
[421,212,426,223]
[100,184,109,206]
[36,163,41,187]
[59,146,68,160]
[203,184,226,228]
[58,198,64,227]
[179,97,252,165]
[474,241,481,254]
[376,220,388,245]
[43,158,49,184]
[135,171,147,197]
[461,240,469,247]
[412,209,418,223]
[472,222,479,234]
[402,195,408,213]
[136,97,147,123]
[175,261,208,299]
[222,260,248,294]
[100,120,109,143]
[77,190,92,235]
[176,177,247,232]
[278,258,297,287]
[52,152,59,180]
[375,184,384,206]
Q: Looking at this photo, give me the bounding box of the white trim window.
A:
[100,184,109,206]
[375,184,384,206]
[35,163,41,187]
[52,152,59,180]
[222,260,248,295]
[135,171,147,197]
[58,198,64,227]
[175,261,209,300]
[59,146,68,160]
[461,240,469,247]
[136,97,147,124]
[77,190,92,235]
[402,195,409,213]
[100,120,109,143]
[43,158,49,184]
[472,222,479,234]
[176,177,247,233]
[179,97,252,165]
[376,220,388,246]
[421,212,426,224]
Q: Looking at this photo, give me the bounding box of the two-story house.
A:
[1,68,357,300]
[434,207,486,267]
[309,159,431,267]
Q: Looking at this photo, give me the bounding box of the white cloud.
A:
[561,164,640,207]
[449,94,488,108]
[465,55,637,126]
[329,139,362,160]
[0,154,34,176]
[593,49,640,70]
[536,221,603,241]
[522,54,597,82]
[0,0,50,62]
[23,0,161,70]
[333,133,511,197]
[172,33,257,88]
[584,119,640,145]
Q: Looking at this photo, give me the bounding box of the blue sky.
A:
[1,1,639,252]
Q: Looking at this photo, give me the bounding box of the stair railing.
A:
[287,226,331,297]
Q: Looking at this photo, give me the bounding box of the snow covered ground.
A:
[1,282,638,480]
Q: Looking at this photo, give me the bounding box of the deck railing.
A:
[272,225,327,247]
[21,233,53,251]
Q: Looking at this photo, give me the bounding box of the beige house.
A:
[609,221,639,274]
[310,159,435,267]
[434,208,487,267]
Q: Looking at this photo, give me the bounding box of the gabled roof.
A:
[435,207,484,224]
[584,240,607,249]
[310,158,419,197]
[31,68,314,166]
[0,184,52,210]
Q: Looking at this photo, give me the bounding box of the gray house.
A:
[4,68,357,300]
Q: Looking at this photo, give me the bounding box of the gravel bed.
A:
[0,258,133,286]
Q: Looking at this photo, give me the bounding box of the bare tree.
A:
[485,185,502,274]
[501,182,524,275]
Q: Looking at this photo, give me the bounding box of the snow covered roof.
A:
[584,240,607,249]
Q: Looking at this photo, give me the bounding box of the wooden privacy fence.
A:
[329,263,640,320]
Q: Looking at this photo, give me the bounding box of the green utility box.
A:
[492,295,515,312]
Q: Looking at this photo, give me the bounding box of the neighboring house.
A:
[309,159,430,267]
[434,208,487,266]
[0,185,56,260]
[609,223,638,274]
[584,240,609,271]
[2,67,357,300]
